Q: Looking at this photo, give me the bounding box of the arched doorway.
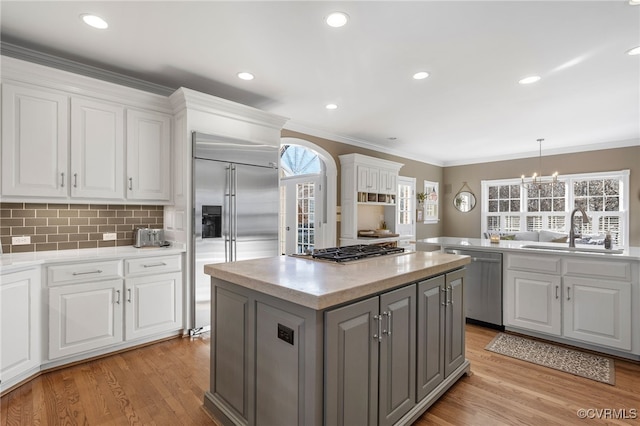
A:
[280,138,337,254]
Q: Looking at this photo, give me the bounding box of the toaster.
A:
[134,228,167,248]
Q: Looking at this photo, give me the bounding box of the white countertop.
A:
[0,243,186,273]
[416,237,640,261]
[204,251,470,310]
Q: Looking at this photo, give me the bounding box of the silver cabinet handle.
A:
[382,311,392,336]
[127,288,132,303]
[60,172,65,188]
[555,285,559,299]
[143,262,167,268]
[128,177,133,190]
[441,286,447,306]
[567,286,571,301]
[373,314,382,342]
[115,289,120,304]
[72,269,103,276]
[448,285,454,305]
[73,173,78,188]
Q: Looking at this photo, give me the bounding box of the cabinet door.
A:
[70,98,124,199]
[379,169,397,195]
[126,109,171,201]
[357,166,371,192]
[444,269,465,377]
[124,272,182,341]
[379,285,416,426]
[1,268,40,386]
[49,280,123,360]
[504,270,561,336]
[1,83,69,197]
[379,169,390,194]
[416,275,445,401]
[212,286,250,423]
[563,277,631,350]
[325,296,379,426]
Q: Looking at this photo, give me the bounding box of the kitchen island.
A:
[203,251,471,426]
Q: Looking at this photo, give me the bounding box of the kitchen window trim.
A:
[481,169,630,246]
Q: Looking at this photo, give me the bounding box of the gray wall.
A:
[442,145,640,246]
[282,130,640,247]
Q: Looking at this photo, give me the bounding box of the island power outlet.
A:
[277,323,294,345]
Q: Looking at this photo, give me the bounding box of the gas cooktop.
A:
[311,245,405,263]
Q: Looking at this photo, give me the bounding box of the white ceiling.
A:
[1,1,639,166]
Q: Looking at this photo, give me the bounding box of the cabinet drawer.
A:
[125,255,182,276]
[563,259,631,281]
[47,260,123,286]
[506,254,561,274]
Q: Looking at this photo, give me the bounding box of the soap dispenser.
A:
[604,232,612,249]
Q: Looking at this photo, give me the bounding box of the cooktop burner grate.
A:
[311,245,405,263]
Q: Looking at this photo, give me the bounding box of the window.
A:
[422,181,439,224]
[482,170,630,246]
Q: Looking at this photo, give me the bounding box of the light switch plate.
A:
[103,233,117,241]
[12,236,31,245]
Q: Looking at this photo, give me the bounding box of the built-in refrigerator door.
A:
[193,158,230,331]
[232,163,279,261]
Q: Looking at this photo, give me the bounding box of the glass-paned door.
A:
[280,177,321,255]
[396,176,416,238]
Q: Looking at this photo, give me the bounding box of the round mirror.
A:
[454,191,476,212]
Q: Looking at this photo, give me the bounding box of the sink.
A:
[520,245,624,255]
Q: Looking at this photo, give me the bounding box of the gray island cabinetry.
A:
[203,251,471,426]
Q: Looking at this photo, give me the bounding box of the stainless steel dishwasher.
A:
[445,248,503,328]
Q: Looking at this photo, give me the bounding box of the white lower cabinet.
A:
[563,276,631,350]
[1,268,40,390]
[49,279,124,359]
[504,254,634,352]
[124,272,182,341]
[47,254,183,361]
[504,270,562,336]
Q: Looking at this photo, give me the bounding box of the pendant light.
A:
[521,138,558,189]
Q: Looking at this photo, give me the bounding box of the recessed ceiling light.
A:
[518,75,541,85]
[80,14,108,30]
[325,104,338,110]
[629,0,640,5]
[627,46,640,56]
[237,72,255,80]
[325,12,349,28]
[413,71,429,80]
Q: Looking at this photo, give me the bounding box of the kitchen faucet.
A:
[569,206,590,248]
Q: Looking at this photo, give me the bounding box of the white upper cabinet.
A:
[126,109,171,201]
[1,83,69,198]
[1,57,173,204]
[70,98,124,199]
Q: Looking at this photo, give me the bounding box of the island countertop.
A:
[204,250,470,310]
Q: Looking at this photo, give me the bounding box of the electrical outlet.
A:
[12,236,31,245]
[103,233,117,241]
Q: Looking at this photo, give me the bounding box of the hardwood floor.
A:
[2,324,639,425]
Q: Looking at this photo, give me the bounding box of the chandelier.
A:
[521,138,558,189]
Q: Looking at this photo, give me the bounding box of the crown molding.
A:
[283,120,445,167]
[442,138,640,167]
[170,87,289,130]
[1,41,174,97]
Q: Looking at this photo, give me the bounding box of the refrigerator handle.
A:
[225,165,232,262]
[231,164,238,261]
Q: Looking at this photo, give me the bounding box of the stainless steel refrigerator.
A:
[192,132,279,334]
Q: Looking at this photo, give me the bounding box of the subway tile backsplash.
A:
[0,203,163,254]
